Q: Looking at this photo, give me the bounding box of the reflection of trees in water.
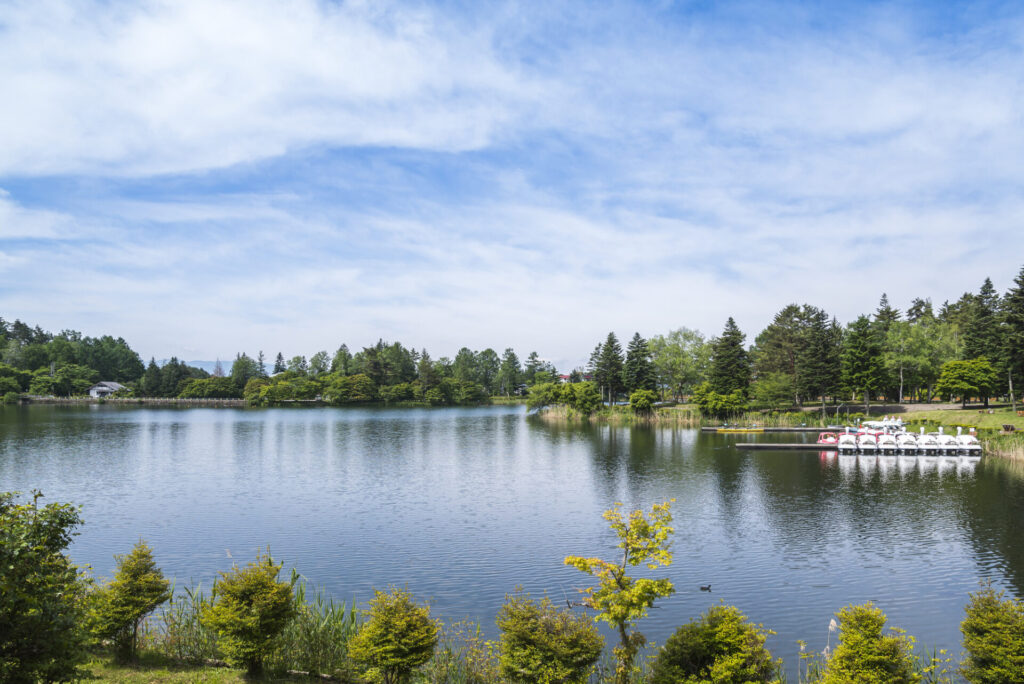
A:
[958,458,1024,596]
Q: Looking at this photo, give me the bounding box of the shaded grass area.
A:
[902,406,1024,431]
[84,652,253,683]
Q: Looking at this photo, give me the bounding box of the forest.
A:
[2,264,1022,412]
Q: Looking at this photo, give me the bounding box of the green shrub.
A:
[960,584,1024,683]
[629,389,658,416]
[2,390,18,404]
[820,603,917,684]
[497,590,603,683]
[90,540,171,660]
[349,587,439,684]
[650,604,781,684]
[200,552,296,677]
[0,491,90,684]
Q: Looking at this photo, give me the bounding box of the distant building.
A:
[89,381,125,398]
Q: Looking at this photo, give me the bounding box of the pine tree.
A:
[1002,266,1024,412]
[272,352,286,375]
[842,316,884,414]
[497,348,521,396]
[622,332,656,394]
[141,358,161,396]
[709,318,750,396]
[256,351,267,378]
[596,333,624,402]
[797,309,841,413]
[964,277,1002,362]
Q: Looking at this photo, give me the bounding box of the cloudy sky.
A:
[2,0,1023,369]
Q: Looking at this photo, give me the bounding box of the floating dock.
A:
[737,442,983,455]
[702,426,831,433]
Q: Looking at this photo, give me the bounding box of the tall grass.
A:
[149,584,219,664]
[418,620,500,684]
[266,573,361,678]
[984,432,1024,460]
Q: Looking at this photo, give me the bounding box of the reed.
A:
[265,573,361,678]
[984,432,1024,460]
[149,584,219,664]
[418,620,500,684]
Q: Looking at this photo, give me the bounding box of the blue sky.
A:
[2,0,1023,369]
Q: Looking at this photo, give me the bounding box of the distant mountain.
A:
[156,359,223,374]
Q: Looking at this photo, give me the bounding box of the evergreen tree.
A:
[330,344,352,375]
[524,351,542,386]
[595,333,624,403]
[709,318,750,396]
[841,316,884,414]
[797,309,842,412]
[141,358,161,396]
[256,351,267,378]
[497,348,521,396]
[272,352,286,374]
[1002,265,1024,412]
[964,277,1002,364]
[622,332,655,394]
[906,297,934,323]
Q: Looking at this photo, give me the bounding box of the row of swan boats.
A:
[816,419,982,455]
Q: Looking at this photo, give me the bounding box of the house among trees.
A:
[88,381,125,398]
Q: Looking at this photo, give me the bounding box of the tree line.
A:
[4,491,1021,683]
[534,263,1024,417]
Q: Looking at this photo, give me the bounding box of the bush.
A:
[960,584,1024,683]
[90,540,171,661]
[650,604,781,684]
[200,552,296,677]
[629,389,658,416]
[349,587,439,684]
[693,382,748,417]
[2,390,18,404]
[497,590,603,683]
[820,603,917,684]
[0,491,90,684]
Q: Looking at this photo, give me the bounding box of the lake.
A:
[2,404,1022,678]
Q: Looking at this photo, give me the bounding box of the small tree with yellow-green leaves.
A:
[200,551,296,677]
[90,540,171,661]
[349,587,439,684]
[565,500,675,684]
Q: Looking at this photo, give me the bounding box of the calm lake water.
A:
[2,404,1023,677]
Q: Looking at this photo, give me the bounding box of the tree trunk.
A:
[898,365,904,405]
[1010,369,1016,414]
[864,390,870,416]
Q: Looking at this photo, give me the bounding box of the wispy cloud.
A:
[1,1,1023,366]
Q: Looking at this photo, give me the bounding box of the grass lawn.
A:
[901,405,1024,431]
[83,652,314,683]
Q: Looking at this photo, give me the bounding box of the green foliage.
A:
[820,603,918,684]
[266,575,362,679]
[2,388,19,403]
[959,584,1024,683]
[527,382,564,410]
[349,586,439,684]
[629,389,658,416]
[692,381,748,417]
[565,500,675,684]
[420,620,501,684]
[622,333,656,394]
[709,318,751,396]
[0,491,90,684]
[751,371,795,411]
[593,333,625,403]
[935,358,998,407]
[152,585,220,664]
[497,590,603,684]
[648,327,710,401]
[200,552,296,677]
[842,315,885,411]
[91,540,171,661]
[649,604,781,684]
[178,376,242,399]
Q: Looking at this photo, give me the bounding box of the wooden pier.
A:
[701,426,832,433]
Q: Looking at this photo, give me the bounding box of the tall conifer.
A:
[709,318,750,395]
[622,332,656,394]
